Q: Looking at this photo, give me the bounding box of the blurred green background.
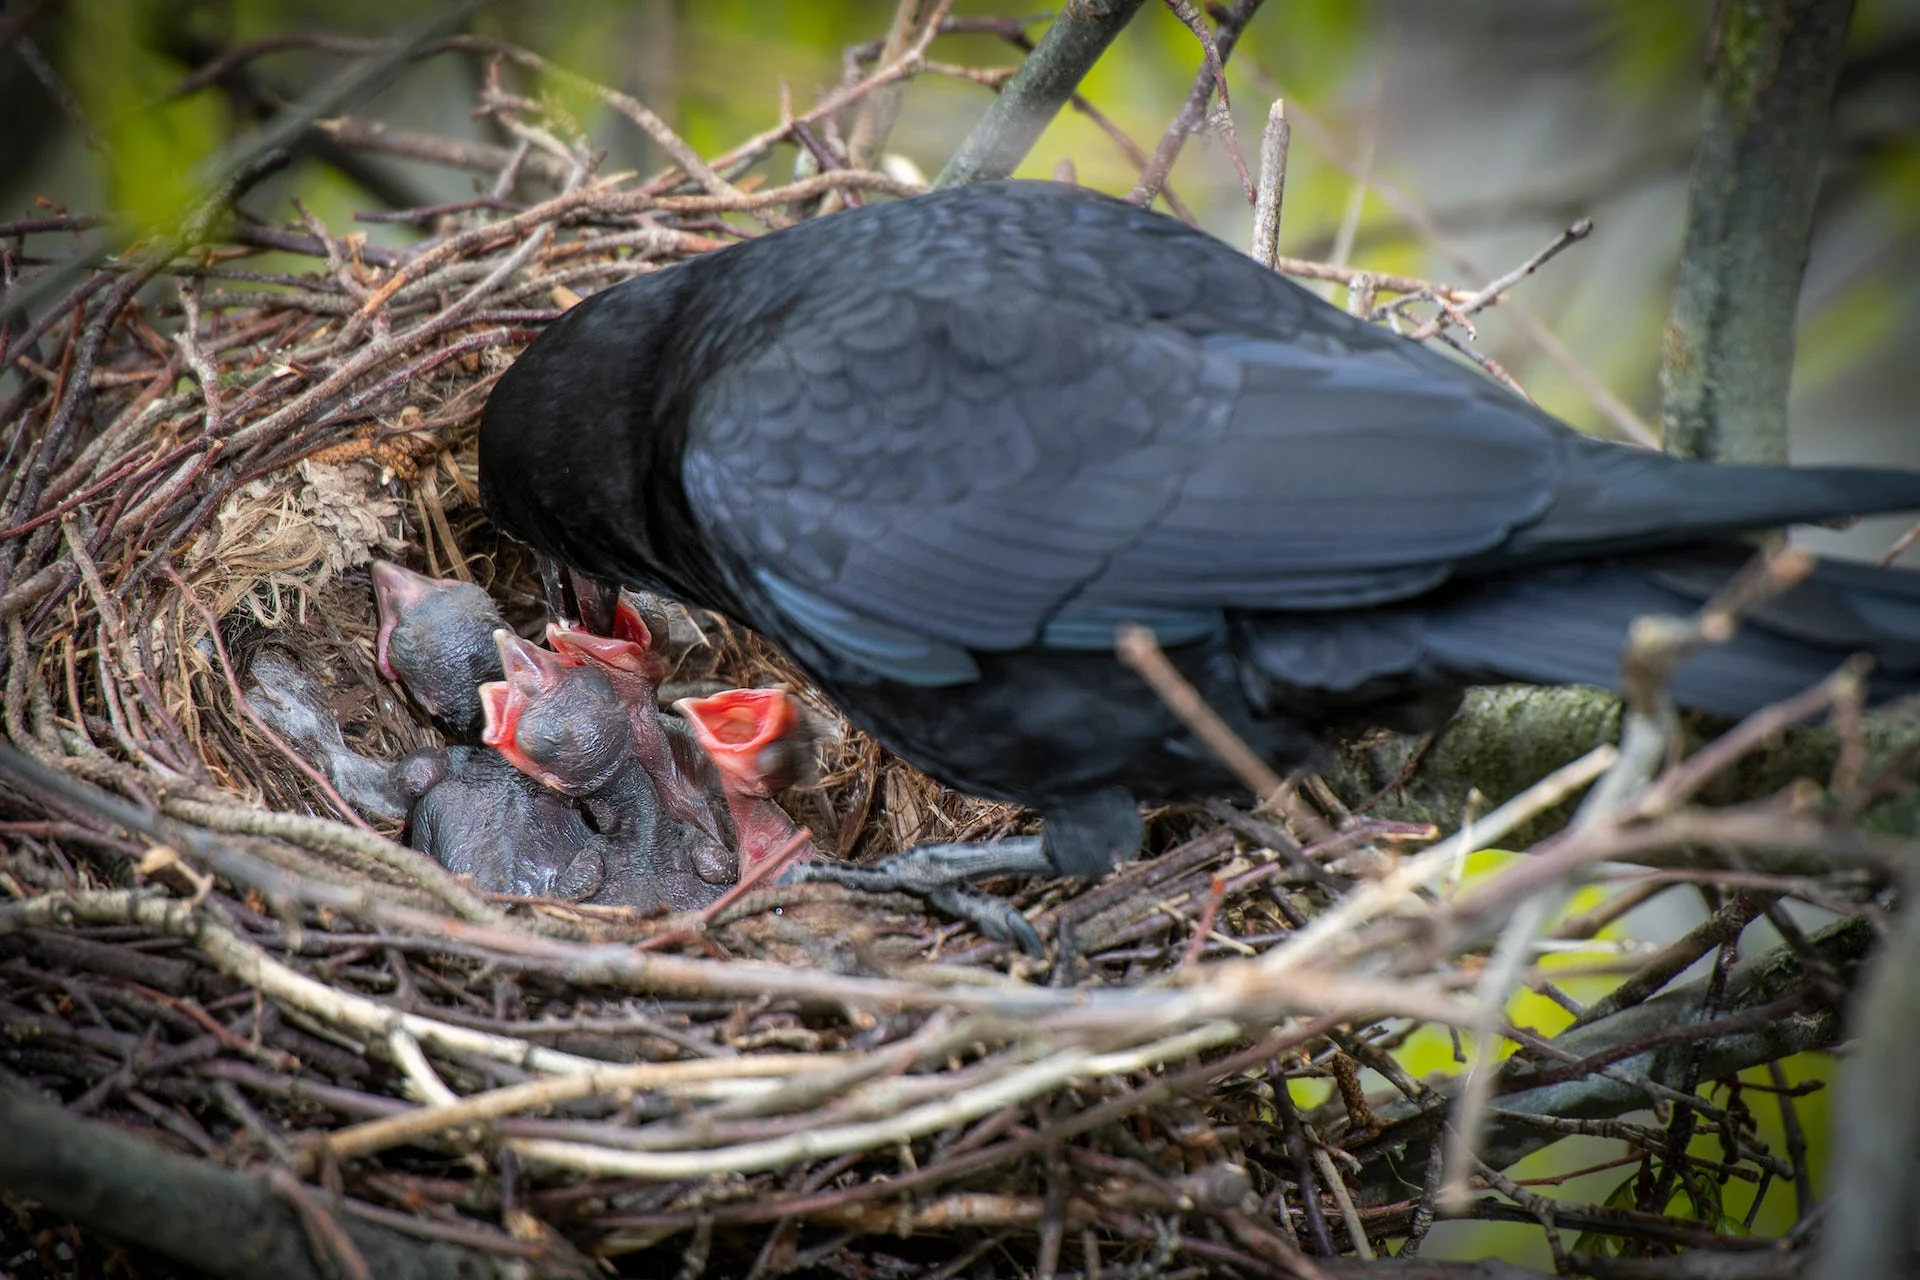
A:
[5,0,1918,486]
[5,0,1917,1265]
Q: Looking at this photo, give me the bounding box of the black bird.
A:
[478,179,1920,942]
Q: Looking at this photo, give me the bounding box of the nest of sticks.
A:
[0,14,1911,1280]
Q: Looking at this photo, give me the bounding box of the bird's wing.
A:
[680,277,1568,684]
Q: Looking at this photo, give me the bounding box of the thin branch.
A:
[1127,0,1263,208]
[1405,218,1593,342]
[1250,99,1290,267]
[934,0,1149,188]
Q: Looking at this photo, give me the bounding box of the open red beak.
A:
[547,600,667,681]
[371,559,439,682]
[676,688,800,796]
[478,680,520,752]
[482,629,579,789]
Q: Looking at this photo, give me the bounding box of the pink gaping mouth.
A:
[371,560,435,682]
[547,600,667,682]
[480,629,580,792]
[676,688,799,796]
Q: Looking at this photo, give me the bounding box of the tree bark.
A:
[1659,0,1858,461]
[1324,685,1920,847]
[932,0,1150,189]
[0,1080,573,1278]
[1811,865,1920,1279]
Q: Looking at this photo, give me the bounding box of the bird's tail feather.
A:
[1485,443,1920,568]
[1424,546,1920,717]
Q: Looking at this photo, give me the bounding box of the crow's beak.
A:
[537,555,620,635]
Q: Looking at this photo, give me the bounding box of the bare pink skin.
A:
[371,559,432,682]
[676,688,817,872]
[547,603,732,848]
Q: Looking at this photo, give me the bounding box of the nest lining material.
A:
[0,31,1887,1280]
[0,105,1309,1276]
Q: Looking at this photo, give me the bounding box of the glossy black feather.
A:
[480,180,1920,872]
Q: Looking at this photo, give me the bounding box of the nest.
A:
[0,16,1907,1280]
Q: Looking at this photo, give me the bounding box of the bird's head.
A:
[478,267,739,629]
[371,560,505,737]
[481,629,629,796]
[674,688,808,797]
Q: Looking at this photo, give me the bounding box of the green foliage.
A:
[1591,0,1709,97]
[1570,1162,1747,1259]
[1570,1171,1646,1259]
[1234,0,1372,104]
[64,0,227,234]
[1873,137,1920,234]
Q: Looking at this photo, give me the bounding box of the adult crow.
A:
[479,179,1920,945]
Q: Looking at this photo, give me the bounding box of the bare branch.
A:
[934,0,1150,189]
[1250,99,1290,267]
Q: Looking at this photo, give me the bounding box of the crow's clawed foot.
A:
[788,836,1051,957]
[927,885,1045,957]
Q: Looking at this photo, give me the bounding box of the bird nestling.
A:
[674,688,819,874]
[481,628,737,907]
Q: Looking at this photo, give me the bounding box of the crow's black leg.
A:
[786,791,1146,957]
[787,835,1051,955]
[796,836,1051,888]
[928,885,1045,957]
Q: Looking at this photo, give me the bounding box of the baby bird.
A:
[395,743,601,899]
[369,561,599,897]
[371,560,506,739]
[547,599,737,850]
[675,688,819,874]
[483,630,734,911]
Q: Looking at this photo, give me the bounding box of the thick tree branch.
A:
[932,0,1150,189]
[1811,869,1920,1279]
[1324,684,1920,847]
[1659,0,1858,461]
[0,1080,574,1278]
